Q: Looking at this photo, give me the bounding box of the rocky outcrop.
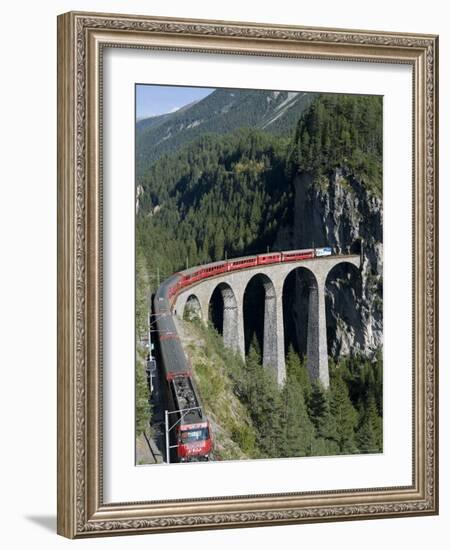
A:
[276,169,383,360]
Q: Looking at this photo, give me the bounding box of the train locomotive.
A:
[154,247,332,462]
[154,275,212,462]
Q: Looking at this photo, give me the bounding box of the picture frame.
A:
[57,11,439,538]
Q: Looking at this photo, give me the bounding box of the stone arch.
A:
[182,294,202,321]
[208,282,240,353]
[243,273,283,380]
[325,260,361,287]
[282,266,318,359]
[284,264,318,285]
[282,264,331,387]
[325,261,364,358]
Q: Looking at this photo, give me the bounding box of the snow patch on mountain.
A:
[260,92,303,129]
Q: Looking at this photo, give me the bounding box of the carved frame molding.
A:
[57,11,438,538]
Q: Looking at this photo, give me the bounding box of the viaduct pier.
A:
[171,253,360,388]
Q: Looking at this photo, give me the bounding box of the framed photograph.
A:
[57,11,439,538]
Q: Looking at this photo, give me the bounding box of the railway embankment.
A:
[174,317,260,461]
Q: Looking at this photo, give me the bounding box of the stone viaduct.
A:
[173,255,360,388]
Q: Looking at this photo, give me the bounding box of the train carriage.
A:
[281,248,315,262]
[257,252,282,265]
[154,275,213,462]
[227,256,258,271]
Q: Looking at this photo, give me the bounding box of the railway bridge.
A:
[173,254,360,388]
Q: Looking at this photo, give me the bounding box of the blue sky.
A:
[136,84,214,120]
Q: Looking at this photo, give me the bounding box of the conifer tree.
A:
[286,345,312,404]
[243,339,284,458]
[356,394,382,453]
[213,227,225,261]
[281,368,316,457]
[329,373,358,454]
[308,382,330,438]
[134,95,384,460]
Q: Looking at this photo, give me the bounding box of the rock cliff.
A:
[277,170,383,360]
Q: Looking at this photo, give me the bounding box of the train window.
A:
[179,428,209,443]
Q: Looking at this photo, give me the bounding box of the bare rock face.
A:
[277,169,383,360]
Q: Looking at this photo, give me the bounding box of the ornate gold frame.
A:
[57,11,439,538]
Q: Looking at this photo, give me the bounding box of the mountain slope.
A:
[136,99,201,134]
[137,93,383,361]
[136,88,314,176]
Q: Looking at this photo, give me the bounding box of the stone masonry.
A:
[173,255,360,387]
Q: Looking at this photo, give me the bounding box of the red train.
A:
[167,248,332,300]
[167,373,212,462]
[158,247,332,461]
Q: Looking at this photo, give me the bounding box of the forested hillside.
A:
[136,88,313,175]
[137,129,293,279]
[289,94,382,196]
[137,92,382,287]
[136,90,384,460]
[182,319,382,459]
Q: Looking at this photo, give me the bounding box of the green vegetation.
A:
[288,94,383,196]
[137,129,293,277]
[184,321,382,460]
[183,320,260,460]
[137,93,383,280]
[136,347,152,440]
[135,251,152,440]
[135,91,384,458]
[136,88,313,174]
